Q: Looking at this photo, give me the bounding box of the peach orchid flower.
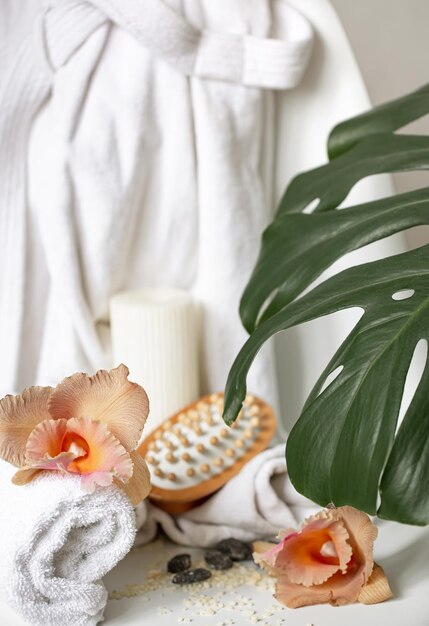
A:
[0,364,151,505]
[254,505,393,608]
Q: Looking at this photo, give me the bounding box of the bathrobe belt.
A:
[41,0,313,87]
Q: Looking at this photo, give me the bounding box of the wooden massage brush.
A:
[138,392,276,513]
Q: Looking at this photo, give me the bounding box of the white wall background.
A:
[330,0,429,201]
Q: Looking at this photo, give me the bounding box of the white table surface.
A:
[104,521,429,626]
[2,521,429,626]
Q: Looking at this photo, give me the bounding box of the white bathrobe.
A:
[0,0,407,434]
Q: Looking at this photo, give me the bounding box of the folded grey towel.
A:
[135,444,317,547]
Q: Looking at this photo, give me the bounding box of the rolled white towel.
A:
[0,460,136,626]
[136,444,318,547]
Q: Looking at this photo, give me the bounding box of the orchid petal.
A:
[275,555,367,608]
[0,386,52,466]
[274,565,369,608]
[80,471,114,493]
[254,530,317,577]
[275,574,333,608]
[254,540,288,574]
[25,418,68,464]
[116,450,151,505]
[49,364,149,449]
[12,468,43,485]
[31,451,79,472]
[277,528,298,541]
[337,505,378,585]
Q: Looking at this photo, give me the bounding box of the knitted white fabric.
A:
[0,0,313,419]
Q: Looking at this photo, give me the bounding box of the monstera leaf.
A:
[223,83,429,525]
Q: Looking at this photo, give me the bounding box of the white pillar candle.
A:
[110,289,200,435]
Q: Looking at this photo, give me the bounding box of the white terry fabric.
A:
[0,460,136,626]
[0,0,313,422]
[135,444,317,547]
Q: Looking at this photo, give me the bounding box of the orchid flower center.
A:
[60,430,92,473]
[61,431,89,459]
[306,532,340,566]
[320,540,337,558]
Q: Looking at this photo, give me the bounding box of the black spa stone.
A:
[215,538,252,561]
[167,553,192,573]
[204,549,233,570]
[172,568,212,584]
